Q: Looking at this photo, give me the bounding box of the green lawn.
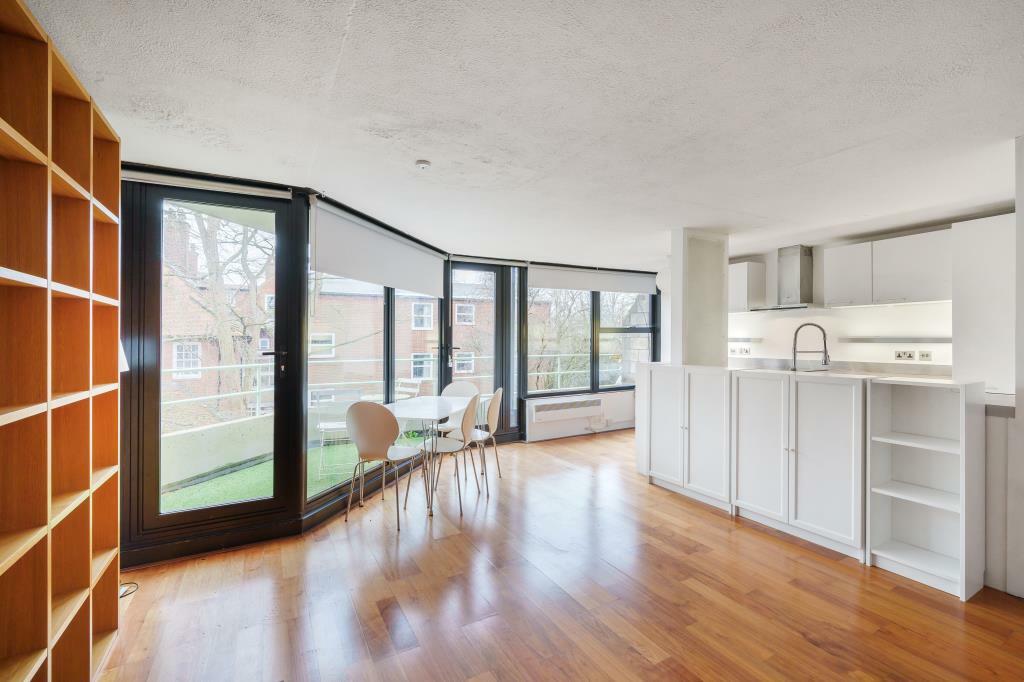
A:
[160,436,425,513]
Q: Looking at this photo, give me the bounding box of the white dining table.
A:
[385,395,470,516]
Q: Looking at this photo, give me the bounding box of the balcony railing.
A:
[160,352,631,415]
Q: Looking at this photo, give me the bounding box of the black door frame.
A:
[444,261,522,440]
[121,181,307,564]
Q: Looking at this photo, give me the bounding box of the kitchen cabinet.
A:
[952,213,1015,394]
[732,371,790,522]
[646,364,684,485]
[788,374,863,547]
[728,262,766,312]
[732,370,866,556]
[682,366,731,503]
[824,241,872,307]
[871,229,952,304]
[638,364,730,510]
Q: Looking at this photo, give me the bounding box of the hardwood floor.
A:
[105,430,1024,681]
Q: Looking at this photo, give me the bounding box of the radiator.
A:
[530,398,603,423]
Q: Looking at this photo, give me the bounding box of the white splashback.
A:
[728,302,952,366]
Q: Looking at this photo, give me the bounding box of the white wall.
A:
[986,415,1010,591]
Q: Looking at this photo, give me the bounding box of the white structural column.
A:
[668,229,729,367]
[1011,137,1024,597]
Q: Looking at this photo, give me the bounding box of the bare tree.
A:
[163,204,273,425]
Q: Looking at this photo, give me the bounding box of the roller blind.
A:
[528,264,657,294]
[310,197,446,298]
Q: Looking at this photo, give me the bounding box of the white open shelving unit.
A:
[866,377,985,600]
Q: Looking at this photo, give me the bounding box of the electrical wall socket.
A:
[895,350,916,361]
[918,350,932,362]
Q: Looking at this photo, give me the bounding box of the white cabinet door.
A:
[824,242,872,307]
[728,263,747,313]
[648,366,684,484]
[952,214,1015,394]
[728,262,766,312]
[788,375,864,548]
[682,366,730,502]
[731,372,789,521]
[872,230,952,304]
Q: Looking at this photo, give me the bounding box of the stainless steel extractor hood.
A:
[751,245,813,311]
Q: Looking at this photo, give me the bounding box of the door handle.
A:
[261,350,288,374]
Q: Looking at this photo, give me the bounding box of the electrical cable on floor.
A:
[119,582,139,598]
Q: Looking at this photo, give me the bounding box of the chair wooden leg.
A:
[492,437,502,478]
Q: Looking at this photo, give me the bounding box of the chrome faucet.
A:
[792,323,830,371]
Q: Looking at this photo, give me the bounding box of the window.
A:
[598,292,656,389]
[395,291,439,397]
[265,294,276,310]
[258,337,271,351]
[600,292,651,328]
[411,352,433,379]
[454,351,475,374]
[455,303,476,325]
[411,302,433,330]
[599,333,651,388]
[306,274,385,500]
[450,267,496,394]
[308,332,336,359]
[526,287,591,393]
[172,341,202,379]
[308,388,336,406]
[526,287,656,394]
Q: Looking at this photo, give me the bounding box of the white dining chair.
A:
[436,381,479,436]
[464,387,503,496]
[344,401,420,531]
[421,393,480,516]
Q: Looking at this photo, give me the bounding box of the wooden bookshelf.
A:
[0,1,122,679]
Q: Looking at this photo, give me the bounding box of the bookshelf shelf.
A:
[0,538,47,682]
[0,2,122,678]
[867,379,985,601]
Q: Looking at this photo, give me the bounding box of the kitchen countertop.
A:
[643,361,1014,416]
[727,365,1014,416]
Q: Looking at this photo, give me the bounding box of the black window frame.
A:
[593,290,659,392]
[523,281,660,400]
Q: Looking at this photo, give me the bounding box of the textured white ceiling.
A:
[28,0,1024,269]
